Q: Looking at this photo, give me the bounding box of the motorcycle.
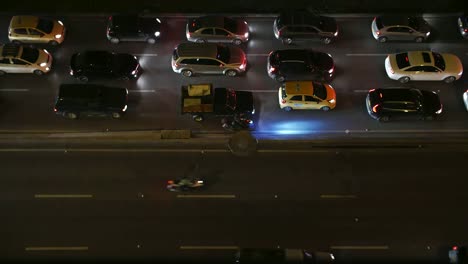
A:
[221,114,253,131]
[166,178,205,192]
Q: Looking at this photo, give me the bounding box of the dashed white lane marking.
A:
[354,90,370,93]
[0,149,230,153]
[34,194,93,198]
[25,246,89,251]
[246,54,269,56]
[128,89,156,93]
[134,54,158,57]
[346,53,388,56]
[330,245,389,250]
[320,194,357,199]
[180,246,239,250]
[177,194,236,199]
[0,89,30,92]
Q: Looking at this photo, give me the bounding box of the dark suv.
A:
[267,49,335,82]
[54,84,128,119]
[273,12,338,45]
[106,15,161,44]
[70,50,141,82]
[366,88,442,122]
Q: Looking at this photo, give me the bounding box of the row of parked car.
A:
[1,13,467,122]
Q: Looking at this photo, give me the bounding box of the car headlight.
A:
[334,31,338,37]
[40,62,47,67]
[156,18,161,23]
[131,70,137,75]
[328,68,334,74]
[122,105,127,112]
[244,32,249,38]
[44,49,50,55]
[251,108,255,115]
[426,32,430,36]
[435,108,442,114]
[154,31,160,37]
[328,99,336,104]
[58,20,64,26]
[55,34,62,39]
[45,67,50,71]
[70,69,74,75]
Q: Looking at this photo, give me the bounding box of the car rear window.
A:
[36,18,54,34]
[20,47,39,63]
[432,52,446,71]
[395,53,410,69]
[375,17,384,29]
[312,82,327,100]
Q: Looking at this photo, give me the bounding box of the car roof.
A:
[406,51,433,66]
[275,49,308,62]
[176,43,219,58]
[279,12,322,26]
[10,16,39,28]
[0,44,21,58]
[284,81,315,96]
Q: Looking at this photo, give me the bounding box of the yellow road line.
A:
[25,246,88,251]
[176,194,236,199]
[320,194,357,199]
[34,194,93,199]
[330,246,389,250]
[180,246,239,250]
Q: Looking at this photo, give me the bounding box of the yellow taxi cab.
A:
[278,80,336,111]
[8,16,66,45]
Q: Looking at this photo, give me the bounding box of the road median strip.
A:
[176,194,236,199]
[331,245,389,250]
[25,246,88,251]
[180,246,239,250]
[34,194,93,198]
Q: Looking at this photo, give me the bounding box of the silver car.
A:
[371,16,431,43]
[0,44,52,76]
[186,16,249,45]
[171,43,247,77]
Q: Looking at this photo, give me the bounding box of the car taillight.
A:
[167,180,174,184]
[54,108,57,112]
[390,68,394,74]
[452,246,458,250]
[376,31,380,35]
[281,99,286,104]
[465,29,468,32]
[369,89,375,92]
[372,104,380,113]
[269,66,276,73]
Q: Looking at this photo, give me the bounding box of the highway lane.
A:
[0,15,467,137]
[0,148,467,262]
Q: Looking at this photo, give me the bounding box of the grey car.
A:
[186,16,249,45]
[371,16,431,43]
[171,43,247,77]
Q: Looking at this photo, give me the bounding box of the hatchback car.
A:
[385,51,463,83]
[366,88,442,122]
[8,16,65,45]
[235,248,334,264]
[371,15,430,43]
[186,16,249,45]
[106,15,161,44]
[70,51,141,82]
[278,81,336,111]
[54,84,128,119]
[273,11,338,45]
[458,14,468,39]
[267,49,334,82]
[0,44,52,76]
[171,43,247,77]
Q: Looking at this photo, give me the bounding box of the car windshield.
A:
[36,18,54,34]
[216,45,230,63]
[313,82,327,100]
[224,17,238,33]
[410,89,424,108]
[395,53,410,69]
[432,52,446,71]
[20,47,39,63]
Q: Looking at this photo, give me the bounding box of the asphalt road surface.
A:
[0,14,467,139]
[1,147,467,263]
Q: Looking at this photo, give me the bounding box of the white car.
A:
[463,90,468,111]
[385,51,463,83]
[0,44,52,76]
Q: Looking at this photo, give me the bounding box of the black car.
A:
[106,15,161,44]
[54,84,128,119]
[366,88,443,122]
[273,12,338,45]
[267,49,335,82]
[70,51,141,82]
[458,14,468,39]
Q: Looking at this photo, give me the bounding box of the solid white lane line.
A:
[134,54,158,56]
[354,90,370,93]
[346,54,388,56]
[246,54,269,56]
[128,89,156,93]
[0,89,30,92]
[176,194,236,199]
[25,246,89,251]
[0,149,230,153]
[243,90,277,93]
[330,245,389,250]
[320,194,357,199]
[180,246,239,250]
[34,194,93,198]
